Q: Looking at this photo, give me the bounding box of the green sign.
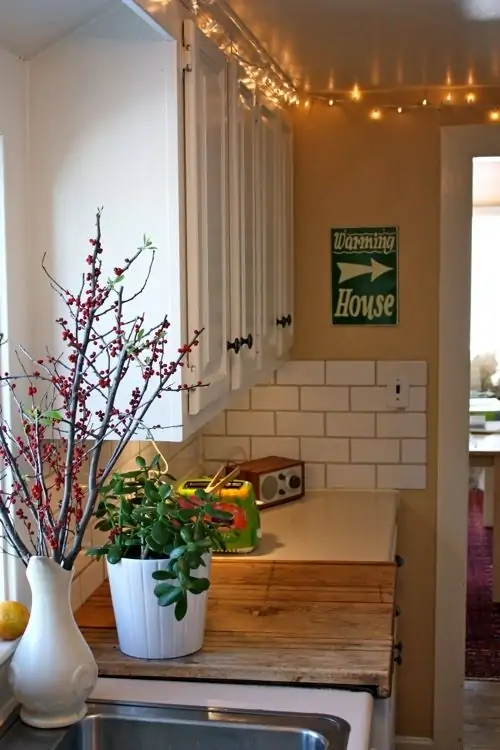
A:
[331,226,399,326]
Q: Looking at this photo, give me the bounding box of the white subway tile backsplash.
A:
[227,411,275,436]
[377,464,427,490]
[401,438,427,464]
[409,387,427,411]
[228,390,251,410]
[377,361,427,386]
[327,464,376,489]
[377,413,427,438]
[300,386,349,412]
[203,436,251,461]
[276,360,325,385]
[350,386,387,412]
[305,463,326,489]
[203,412,226,436]
[326,361,375,386]
[301,437,349,463]
[201,359,428,490]
[351,439,400,464]
[252,386,299,411]
[277,411,324,436]
[251,437,300,460]
[326,413,375,437]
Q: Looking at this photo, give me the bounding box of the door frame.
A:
[436,125,500,750]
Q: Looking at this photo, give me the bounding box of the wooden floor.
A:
[464,680,500,749]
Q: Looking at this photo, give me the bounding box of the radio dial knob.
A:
[289,474,302,490]
[278,473,286,480]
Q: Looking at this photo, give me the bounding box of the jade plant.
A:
[87,454,233,620]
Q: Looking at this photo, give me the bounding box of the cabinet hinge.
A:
[182,44,193,73]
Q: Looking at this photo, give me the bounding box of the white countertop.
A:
[221,489,399,564]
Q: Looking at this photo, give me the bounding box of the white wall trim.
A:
[396,738,434,749]
[436,125,500,750]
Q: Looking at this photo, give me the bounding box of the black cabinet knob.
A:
[285,314,292,327]
[239,333,253,350]
[276,316,287,328]
[395,554,405,568]
[227,338,241,354]
[395,605,401,617]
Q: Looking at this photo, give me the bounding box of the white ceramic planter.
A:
[107,553,211,660]
[9,557,98,728]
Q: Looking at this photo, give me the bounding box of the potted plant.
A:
[0,210,203,728]
[87,454,233,659]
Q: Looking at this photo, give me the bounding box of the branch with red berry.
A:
[0,210,204,569]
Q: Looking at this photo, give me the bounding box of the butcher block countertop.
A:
[76,490,399,697]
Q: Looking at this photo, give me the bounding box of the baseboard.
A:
[396,737,434,749]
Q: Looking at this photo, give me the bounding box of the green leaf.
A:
[135,455,147,468]
[159,484,173,501]
[152,569,176,581]
[95,519,113,532]
[107,545,123,564]
[180,527,193,544]
[174,593,188,621]
[169,545,188,560]
[151,521,171,546]
[188,577,210,595]
[154,584,183,607]
[144,480,160,502]
[42,409,63,422]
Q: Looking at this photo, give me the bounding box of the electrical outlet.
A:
[386,373,409,410]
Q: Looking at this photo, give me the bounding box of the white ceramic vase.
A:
[9,556,98,729]
[107,553,211,659]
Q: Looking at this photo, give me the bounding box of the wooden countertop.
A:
[76,557,398,698]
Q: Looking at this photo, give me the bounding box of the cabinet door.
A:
[258,102,280,363]
[183,20,231,415]
[276,118,294,357]
[228,68,260,390]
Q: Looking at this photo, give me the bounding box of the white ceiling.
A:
[0,0,119,59]
[228,0,500,93]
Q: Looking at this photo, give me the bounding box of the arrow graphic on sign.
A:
[337,258,392,284]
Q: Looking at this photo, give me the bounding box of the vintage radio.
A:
[236,456,305,509]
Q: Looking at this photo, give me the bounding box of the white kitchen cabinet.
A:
[27,7,293,441]
[227,66,260,391]
[276,118,294,358]
[258,102,281,364]
[183,20,232,416]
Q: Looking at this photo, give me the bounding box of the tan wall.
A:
[292,106,441,738]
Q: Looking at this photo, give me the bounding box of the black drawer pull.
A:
[395,554,405,568]
[227,338,241,354]
[239,334,253,350]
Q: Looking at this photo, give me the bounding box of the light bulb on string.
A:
[466,92,476,103]
[369,108,382,120]
[304,98,311,109]
[445,92,453,103]
[397,106,403,114]
[421,98,429,107]
[328,99,334,106]
[489,110,500,121]
[351,84,361,101]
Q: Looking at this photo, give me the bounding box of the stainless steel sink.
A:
[0,701,350,750]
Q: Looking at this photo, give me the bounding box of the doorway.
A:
[436,127,500,750]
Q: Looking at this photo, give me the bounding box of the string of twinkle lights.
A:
[186,0,500,121]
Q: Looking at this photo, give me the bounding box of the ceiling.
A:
[227,0,500,93]
[0,0,119,59]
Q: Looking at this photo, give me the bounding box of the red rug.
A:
[466,489,500,679]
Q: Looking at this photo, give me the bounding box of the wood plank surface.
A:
[76,558,397,697]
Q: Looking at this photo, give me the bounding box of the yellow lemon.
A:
[0,601,30,641]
